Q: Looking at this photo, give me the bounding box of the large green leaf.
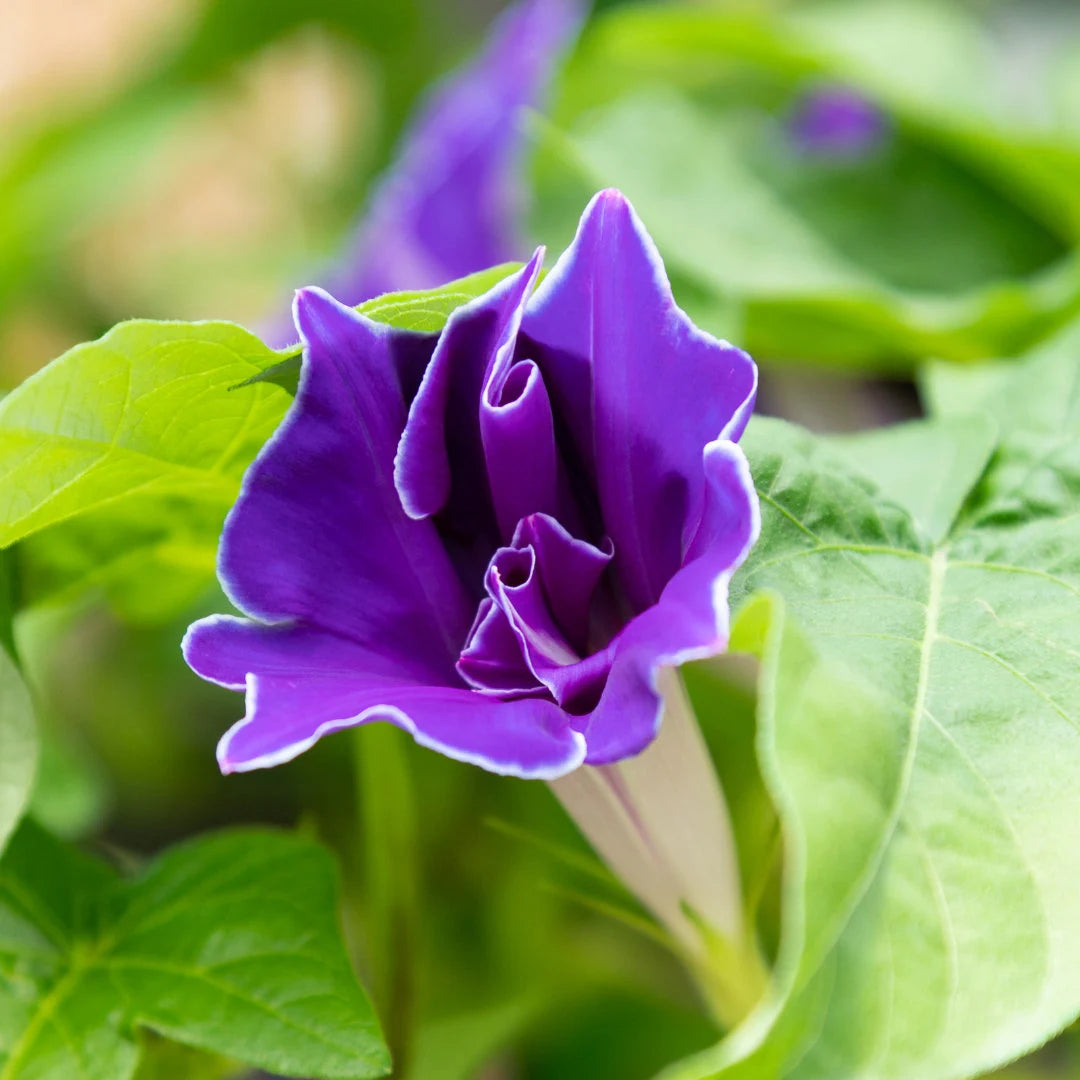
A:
[0,822,389,1080]
[667,353,1080,1078]
[0,321,287,548]
[546,90,1080,370]
[826,413,997,544]
[1,267,519,619]
[577,1,1080,244]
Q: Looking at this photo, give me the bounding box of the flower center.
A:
[456,513,614,714]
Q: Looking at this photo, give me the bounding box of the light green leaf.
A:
[827,413,997,543]
[919,359,1015,420]
[0,321,288,548]
[0,822,390,1080]
[0,266,520,620]
[548,91,1080,371]
[546,2,1080,370]
[18,498,221,622]
[923,316,1080,436]
[251,263,523,395]
[669,394,1080,1078]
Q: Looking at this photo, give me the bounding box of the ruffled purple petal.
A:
[220,287,470,676]
[394,252,543,547]
[472,517,613,712]
[511,514,612,652]
[456,598,542,697]
[524,190,758,614]
[218,670,586,780]
[580,441,759,764]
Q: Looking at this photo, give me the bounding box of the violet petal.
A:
[221,287,471,675]
[219,670,586,779]
[511,513,612,652]
[480,358,564,541]
[524,190,757,612]
[394,251,543,542]
[456,597,543,697]
[580,440,759,764]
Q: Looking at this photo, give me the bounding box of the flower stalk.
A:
[550,669,768,1029]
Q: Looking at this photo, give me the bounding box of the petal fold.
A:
[394,252,543,545]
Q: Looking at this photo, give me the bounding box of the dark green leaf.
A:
[0,823,390,1080]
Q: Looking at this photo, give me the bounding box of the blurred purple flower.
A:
[789,84,886,157]
[266,0,583,348]
[185,190,758,780]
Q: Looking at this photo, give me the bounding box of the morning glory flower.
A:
[266,0,583,347]
[789,83,887,157]
[184,189,759,780]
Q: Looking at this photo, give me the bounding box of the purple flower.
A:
[265,0,582,347]
[788,84,886,157]
[185,190,759,780]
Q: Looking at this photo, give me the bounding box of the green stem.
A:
[353,725,419,1079]
[687,914,771,1032]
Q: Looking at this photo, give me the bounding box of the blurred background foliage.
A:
[5,0,1080,1077]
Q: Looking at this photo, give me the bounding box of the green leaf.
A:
[827,413,997,543]
[0,321,288,549]
[18,498,222,622]
[546,93,1072,370]
[0,822,390,1080]
[250,263,523,396]
[0,265,520,620]
[923,316,1080,436]
[670,398,1080,1079]
[545,3,1080,370]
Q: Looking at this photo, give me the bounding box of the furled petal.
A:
[456,598,542,697]
[483,521,615,711]
[580,441,759,764]
[524,190,758,613]
[394,252,543,547]
[220,287,471,676]
[511,514,612,652]
[480,358,564,541]
[219,670,586,780]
